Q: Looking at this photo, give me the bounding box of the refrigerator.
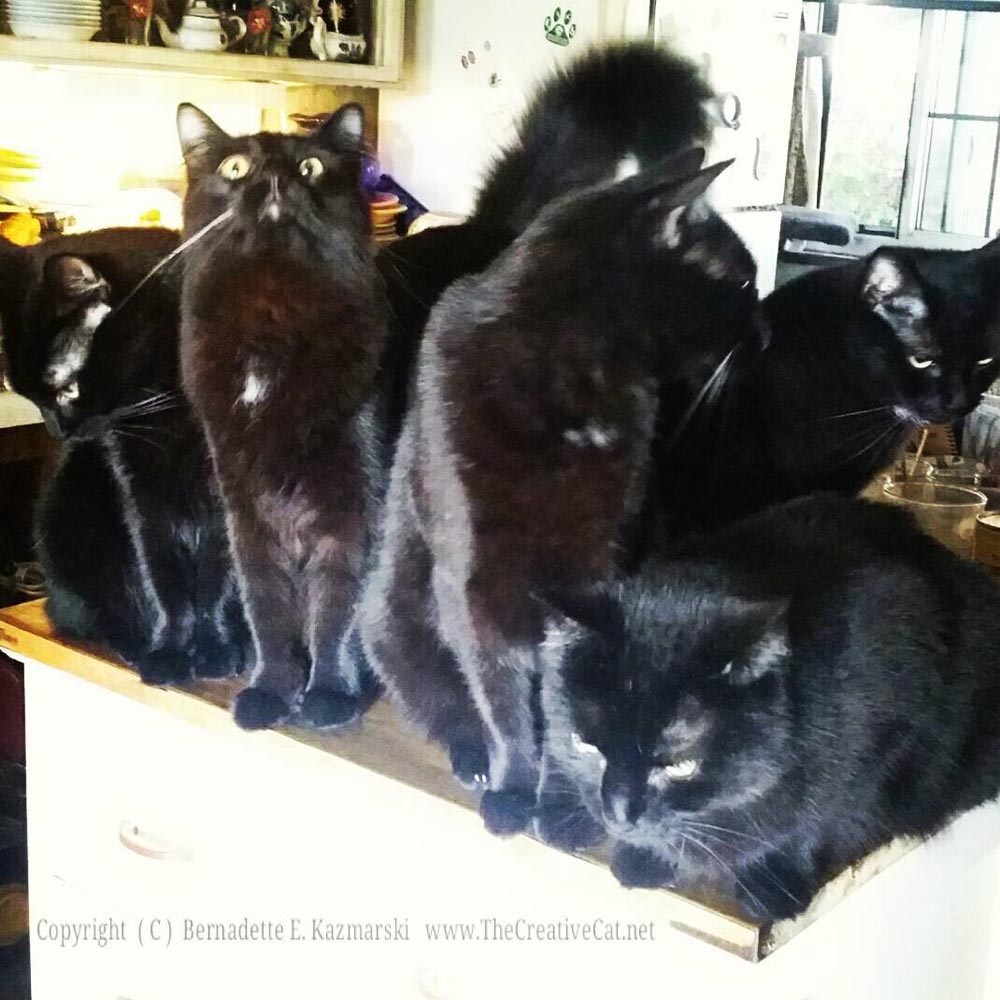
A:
[379,0,801,292]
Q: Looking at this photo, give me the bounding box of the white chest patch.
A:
[44,302,111,390]
[241,369,270,407]
[614,153,641,182]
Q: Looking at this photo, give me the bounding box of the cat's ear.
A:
[861,251,927,318]
[638,158,733,251]
[43,256,109,316]
[536,586,621,661]
[727,599,789,686]
[314,103,365,154]
[176,103,230,172]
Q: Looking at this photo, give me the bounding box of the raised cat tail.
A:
[471,41,712,235]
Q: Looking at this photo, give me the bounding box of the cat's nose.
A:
[258,175,284,223]
[601,773,644,827]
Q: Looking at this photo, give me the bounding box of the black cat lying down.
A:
[539,494,1000,921]
[0,228,248,683]
[654,239,1000,536]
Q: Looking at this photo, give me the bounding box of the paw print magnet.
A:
[544,7,576,46]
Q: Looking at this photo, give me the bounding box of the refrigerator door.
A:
[379,0,636,215]
[656,0,801,210]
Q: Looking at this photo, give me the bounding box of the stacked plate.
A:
[3,0,101,42]
[370,192,405,247]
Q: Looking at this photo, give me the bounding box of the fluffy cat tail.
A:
[471,42,712,234]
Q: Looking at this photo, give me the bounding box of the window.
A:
[816,0,1000,247]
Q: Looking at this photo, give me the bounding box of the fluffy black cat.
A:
[539,493,1000,922]
[178,102,395,731]
[360,152,759,833]
[655,243,1000,534]
[472,42,711,234]
[0,228,246,683]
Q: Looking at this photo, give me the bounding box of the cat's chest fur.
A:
[183,257,382,436]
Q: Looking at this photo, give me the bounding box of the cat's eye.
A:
[977,357,995,367]
[908,355,936,370]
[661,759,699,780]
[570,732,601,756]
[217,155,251,181]
[299,157,325,181]
[56,382,79,406]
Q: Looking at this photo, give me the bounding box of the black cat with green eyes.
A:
[652,242,1000,537]
[177,103,387,731]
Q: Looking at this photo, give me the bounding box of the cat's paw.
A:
[480,789,536,837]
[535,802,606,852]
[610,843,677,889]
[138,649,194,687]
[233,687,292,730]
[448,740,491,790]
[190,639,245,680]
[297,686,364,729]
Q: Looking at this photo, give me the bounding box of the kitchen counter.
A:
[2,598,1000,999]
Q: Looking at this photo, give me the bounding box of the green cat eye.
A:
[977,357,995,366]
[908,355,935,370]
[299,157,325,181]
[217,155,251,181]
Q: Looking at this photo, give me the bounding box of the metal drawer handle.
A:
[118,821,193,863]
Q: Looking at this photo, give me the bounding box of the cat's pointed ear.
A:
[860,251,929,345]
[43,255,109,315]
[177,103,230,172]
[727,599,789,686]
[314,103,365,154]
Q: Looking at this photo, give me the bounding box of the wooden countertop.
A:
[0,598,971,963]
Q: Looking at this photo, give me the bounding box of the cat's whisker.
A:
[664,345,739,454]
[679,832,767,916]
[833,419,906,469]
[103,208,235,326]
[681,820,782,854]
[817,405,894,422]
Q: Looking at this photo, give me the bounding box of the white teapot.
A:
[155,1,246,52]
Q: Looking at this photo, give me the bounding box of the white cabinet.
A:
[4,601,998,1000]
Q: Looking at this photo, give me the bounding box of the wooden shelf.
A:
[0,0,403,87]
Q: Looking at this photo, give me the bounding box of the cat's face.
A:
[0,251,112,437]
[177,102,368,257]
[543,579,792,851]
[851,246,1000,424]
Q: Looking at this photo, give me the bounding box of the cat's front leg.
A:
[733,849,818,923]
[358,452,490,787]
[228,510,308,730]
[534,746,607,852]
[297,562,377,729]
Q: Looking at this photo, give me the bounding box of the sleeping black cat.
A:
[539,494,1000,922]
[653,243,1000,536]
[0,228,247,683]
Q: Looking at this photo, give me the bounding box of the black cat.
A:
[359,153,759,833]
[472,42,711,235]
[0,228,247,683]
[177,102,396,730]
[538,493,1000,922]
[654,243,1000,535]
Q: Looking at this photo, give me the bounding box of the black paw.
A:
[190,639,246,680]
[480,789,536,837]
[297,687,364,729]
[448,740,490,790]
[232,687,292,730]
[535,802,606,852]
[610,843,677,889]
[138,649,194,687]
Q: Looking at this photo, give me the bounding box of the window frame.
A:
[822,0,1000,248]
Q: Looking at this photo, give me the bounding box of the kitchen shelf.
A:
[0,0,404,87]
